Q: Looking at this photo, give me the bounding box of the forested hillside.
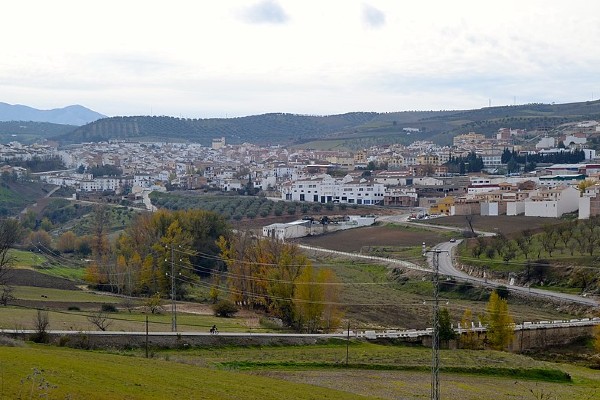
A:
[55,113,380,146]
[40,99,600,146]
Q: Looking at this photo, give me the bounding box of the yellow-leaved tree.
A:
[459,308,481,350]
[293,265,342,333]
[293,265,324,333]
[317,268,343,333]
[218,234,342,332]
[594,324,600,354]
[484,290,514,350]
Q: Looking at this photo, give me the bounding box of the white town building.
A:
[281,175,386,205]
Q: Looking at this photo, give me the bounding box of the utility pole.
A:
[423,243,442,400]
[431,249,440,400]
[169,245,177,332]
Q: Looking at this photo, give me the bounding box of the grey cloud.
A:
[362,4,385,29]
[240,0,289,24]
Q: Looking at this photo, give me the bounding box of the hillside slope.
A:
[50,99,600,146]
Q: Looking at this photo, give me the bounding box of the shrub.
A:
[58,335,70,347]
[496,285,510,300]
[101,303,118,313]
[212,300,239,318]
[0,336,24,347]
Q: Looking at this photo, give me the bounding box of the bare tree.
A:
[87,311,113,331]
[541,229,559,257]
[516,236,531,259]
[32,310,50,343]
[582,217,600,256]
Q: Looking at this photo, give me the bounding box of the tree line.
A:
[81,207,341,332]
[501,148,586,173]
[445,151,485,174]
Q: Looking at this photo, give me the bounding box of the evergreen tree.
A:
[501,148,512,164]
[439,307,456,343]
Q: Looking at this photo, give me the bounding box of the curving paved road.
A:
[431,241,599,307]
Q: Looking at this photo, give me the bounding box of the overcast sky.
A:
[2,0,600,118]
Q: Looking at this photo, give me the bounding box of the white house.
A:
[523,186,579,218]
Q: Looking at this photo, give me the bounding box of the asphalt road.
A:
[431,241,599,307]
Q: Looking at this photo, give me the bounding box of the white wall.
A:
[506,202,525,216]
[579,196,591,219]
[557,187,580,216]
[524,201,560,218]
[480,202,499,216]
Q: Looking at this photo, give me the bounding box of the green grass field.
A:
[1,285,269,332]
[1,341,598,399]
[9,249,47,267]
[0,306,267,333]
[0,344,373,400]
[9,248,87,280]
[11,286,121,303]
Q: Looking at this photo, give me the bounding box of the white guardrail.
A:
[351,317,600,340]
[1,320,598,340]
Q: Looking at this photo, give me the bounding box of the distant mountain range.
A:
[0,102,106,126]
